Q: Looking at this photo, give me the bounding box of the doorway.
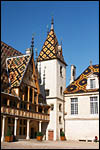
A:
[30,128,36,139]
[48,130,54,140]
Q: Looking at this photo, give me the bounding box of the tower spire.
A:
[31,34,34,56]
[51,16,54,30]
[35,48,38,69]
[47,24,49,35]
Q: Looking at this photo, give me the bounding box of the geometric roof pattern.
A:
[38,21,67,65]
[64,64,99,94]
[38,29,59,61]
[6,55,31,88]
[1,41,22,71]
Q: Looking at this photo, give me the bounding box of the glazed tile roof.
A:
[6,55,31,88]
[64,64,99,94]
[38,29,67,65]
[1,41,22,70]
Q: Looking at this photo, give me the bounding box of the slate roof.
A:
[38,25,67,65]
[64,64,99,94]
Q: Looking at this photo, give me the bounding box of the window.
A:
[60,66,63,77]
[71,98,78,115]
[59,104,62,112]
[90,79,95,89]
[90,97,98,114]
[59,116,62,124]
[60,87,63,95]
[51,104,54,111]
[45,89,49,96]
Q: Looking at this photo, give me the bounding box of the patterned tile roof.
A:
[64,64,99,94]
[1,41,22,70]
[6,55,31,88]
[38,28,67,65]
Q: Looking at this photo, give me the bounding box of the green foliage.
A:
[36,132,43,137]
[60,131,65,137]
[6,127,12,136]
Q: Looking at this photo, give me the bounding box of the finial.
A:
[90,60,92,66]
[47,24,49,35]
[31,34,34,55]
[51,16,54,30]
[31,33,35,56]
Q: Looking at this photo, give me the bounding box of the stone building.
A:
[37,17,67,140]
[1,18,99,142]
[64,64,99,141]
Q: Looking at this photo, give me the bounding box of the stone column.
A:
[1,116,6,142]
[26,119,30,140]
[39,121,42,132]
[14,117,18,136]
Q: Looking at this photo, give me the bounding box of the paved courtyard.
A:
[1,139,99,149]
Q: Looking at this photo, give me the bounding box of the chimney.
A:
[26,48,32,55]
[70,65,76,84]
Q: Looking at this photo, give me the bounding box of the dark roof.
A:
[64,64,99,94]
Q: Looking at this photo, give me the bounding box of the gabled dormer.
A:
[86,73,99,90]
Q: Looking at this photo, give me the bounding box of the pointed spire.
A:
[47,24,49,35]
[31,33,35,56]
[51,16,54,30]
[90,60,92,66]
[35,48,38,69]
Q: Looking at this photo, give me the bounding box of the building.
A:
[1,18,99,142]
[64,64,99,141]
[37,17,67,140]
[1,40,50,142]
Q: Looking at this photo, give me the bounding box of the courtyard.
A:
[1,139,99,149]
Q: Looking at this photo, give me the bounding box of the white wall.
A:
[64,92,99,140]
[65,119,99,140]
[38,59,66,99]
[38,59,66,140]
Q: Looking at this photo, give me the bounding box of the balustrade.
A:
[1,106,50,121]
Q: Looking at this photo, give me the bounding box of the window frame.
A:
[90,79,95,89]
[90,97,98,114]
[71,98,78,115]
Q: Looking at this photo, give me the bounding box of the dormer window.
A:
[86,74,99,90]
[90,79,95,89]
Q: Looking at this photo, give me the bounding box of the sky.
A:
[1,1,99,87]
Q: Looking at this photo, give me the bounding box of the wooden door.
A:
[48,130,54,140]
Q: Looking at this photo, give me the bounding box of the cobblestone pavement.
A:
[1,139,99,149]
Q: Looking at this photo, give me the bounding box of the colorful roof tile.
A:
[38,20,67,65]
[1,41,22,70]
[6,55,31,88]
[64,64,99,94]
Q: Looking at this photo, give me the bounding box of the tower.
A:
[37,17,67,140]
